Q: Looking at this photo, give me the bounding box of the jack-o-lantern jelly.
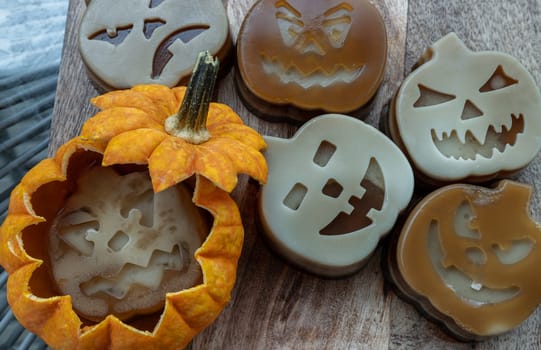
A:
[49,165,207,322]
[236,0,387,123]
[259,114,413,277]
[78,0,231,90]
[387,180,541,339]
[388,33,541,185]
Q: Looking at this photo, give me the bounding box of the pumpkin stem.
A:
[165,51,219,144]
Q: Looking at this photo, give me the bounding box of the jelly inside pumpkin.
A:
[21,150,209,329]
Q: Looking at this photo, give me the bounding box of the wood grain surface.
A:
[49,0,541,349]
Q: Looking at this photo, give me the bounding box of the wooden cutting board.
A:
[49,0,541,348]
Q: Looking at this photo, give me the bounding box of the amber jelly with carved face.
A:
[389,33,541,185]
[387,180,541,340]
[236,0,387,123]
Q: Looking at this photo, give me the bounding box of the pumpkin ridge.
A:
[132,84,179,117]
[103,128,168,166]
[192,177,242,225]
[54,137,107,176]
[167,285,223,332]
[148,137,197,192]
[8,263,80,348]
[195,248,239,260]
[79,316,114,350]
[0,215,45,272]
[19,158,65,193]
[194,224,243,260]
[196,256,237,304]
[208,123,266,146]
[201,283,231,307]
[193,146,238,192]
[8,159,65,217]
[198,176,236,194]
[150,301,197,349]
[105,318,114,350]
[206,104,244,126]
[91,89,157,112]
[108,316,158,349]
[81,107,164,140]
[160,299,198,335]
[204,137,268,184]
[4,242,37,271]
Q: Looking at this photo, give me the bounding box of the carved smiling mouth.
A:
[431,114,524,160]
[319,158,385,236]
[262,56,364,89]
[427,221,520,305]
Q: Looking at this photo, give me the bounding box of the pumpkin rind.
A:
[1,56,267,348]
[82,85,267,192]
[0,90,262,348]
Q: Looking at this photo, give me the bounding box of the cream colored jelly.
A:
[396,180,541,338]
[78,0,230,90]
[259,114,413,276]
[390,33,541,184]
[49,167,207,321]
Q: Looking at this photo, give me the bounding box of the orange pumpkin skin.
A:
[0,83,267,349]
[82,84,267,193]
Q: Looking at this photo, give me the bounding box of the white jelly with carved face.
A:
[79,0,228,88]
[48,167,206,321]
[259,114,414,276]
[394,32,541,182]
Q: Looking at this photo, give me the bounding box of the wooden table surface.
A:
[49,0,541,348]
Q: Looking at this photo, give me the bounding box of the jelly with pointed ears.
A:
[389,33,541,185]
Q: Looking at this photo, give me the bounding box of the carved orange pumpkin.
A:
[0,53,267,349]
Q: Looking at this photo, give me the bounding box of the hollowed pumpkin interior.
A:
[22,150,211,331]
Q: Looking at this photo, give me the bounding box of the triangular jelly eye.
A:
[275,0,302,18]
[479,65,518,92]
[413,84,456,107]
[143,19,166,39]
[322,3,353,48]
[275,0,304,47]
[148,0,166,8]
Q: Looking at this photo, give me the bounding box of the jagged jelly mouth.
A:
[261,56,365,89]
[431,113,524,160]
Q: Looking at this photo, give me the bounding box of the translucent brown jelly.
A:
[395,180,541,338]
[236,0,387,122]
